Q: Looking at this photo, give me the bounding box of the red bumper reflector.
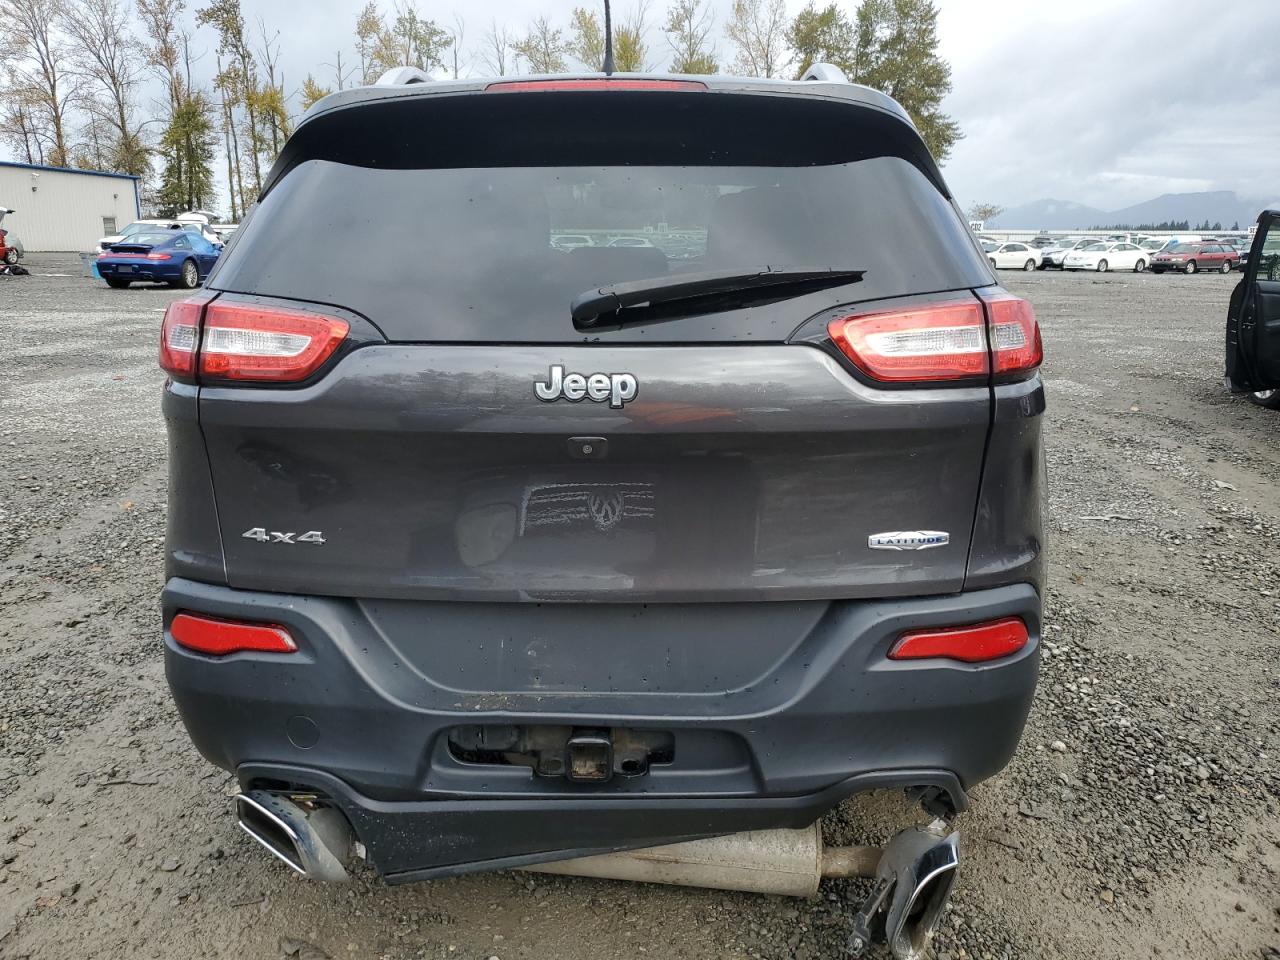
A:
[170,613,297,656]
[888,617,1029,664]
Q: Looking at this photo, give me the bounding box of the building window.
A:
[103,216,117,234]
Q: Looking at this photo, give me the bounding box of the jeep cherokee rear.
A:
[161,73,1045,885]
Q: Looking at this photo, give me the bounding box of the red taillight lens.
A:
[199,302,348,383]
[979,292,1042,376]
[159,296,210,380]
[484,78,707,93]
[170,612,297,656]
[888,617,1029,664]
[146,252,172,261]
[827,299,989,382]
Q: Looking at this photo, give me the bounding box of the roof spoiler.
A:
[799,63,849,83]
[375,66,432,86]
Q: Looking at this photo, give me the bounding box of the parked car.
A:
[1062,241,1149,272]
[0,206,20,264]
[157,71,1045,952]
[1225,238,1252,269]
[1225,210,1280,408]
[552,234,593,251]
[1149,241,1238,274]
[97,230,221,288]
[986,241,1042,270]
[1039,237,1095,269]
[99,219,223,252]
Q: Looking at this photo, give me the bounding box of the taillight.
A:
[170,612,297,656]
[484,78,706,92]
[888,617,1029,664]
[146,251,171,261]
[827,299,989,382]
[159,296,209,380]
[200,302,348,383]
[979,291,1042,376]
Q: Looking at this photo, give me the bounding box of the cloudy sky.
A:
[10,0,1280,212]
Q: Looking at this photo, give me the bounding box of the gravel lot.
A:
[1,256,1277,960]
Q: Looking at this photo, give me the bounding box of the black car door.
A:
[1226,211,1280,391]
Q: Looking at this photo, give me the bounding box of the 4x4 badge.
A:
[535,365,638,409]
[868,531,950,550]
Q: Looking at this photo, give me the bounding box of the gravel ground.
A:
[1,256,1277,960]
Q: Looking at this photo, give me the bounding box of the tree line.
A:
[1,0,960,221]
[1089,220,1239,233]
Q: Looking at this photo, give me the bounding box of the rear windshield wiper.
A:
[571,266,865,330]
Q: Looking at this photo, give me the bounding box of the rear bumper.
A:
[163,577,1041,880]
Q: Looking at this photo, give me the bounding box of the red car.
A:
[0,206,18,265]
[1150,241,1239,274]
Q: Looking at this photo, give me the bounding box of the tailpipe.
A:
[233,790,356,883]
[848,820,960,960]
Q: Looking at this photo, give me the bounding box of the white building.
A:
[0,161,140,252]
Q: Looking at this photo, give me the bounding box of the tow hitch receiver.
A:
[566,730,613,782]
[446,724,675,782]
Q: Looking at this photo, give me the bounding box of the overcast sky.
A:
[10,0,1280,211]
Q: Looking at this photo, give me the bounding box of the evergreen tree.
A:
[787,0,961,161]
[156,90,217,215]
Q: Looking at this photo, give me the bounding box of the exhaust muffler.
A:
[233,790,356,883]
[525,824,880,897]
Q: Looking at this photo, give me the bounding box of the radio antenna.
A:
[602,0,616,75]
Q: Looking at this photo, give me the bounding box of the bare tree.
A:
[725,0,787,78]
[444,14,466,79]
[664,0,716,74]
[1,94,48,164]
[136,0,187,113]
[3,0,79,167]
[62,0,149,174]
[482,19,512,76]
[213,49,243,219]
[254,19,288,156]
[321,49,355,90]
[967,202,1004,225]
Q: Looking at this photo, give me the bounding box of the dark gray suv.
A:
[160,72,1045,899]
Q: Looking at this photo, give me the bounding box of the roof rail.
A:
[799,62,848,83]
[375,66,432,86]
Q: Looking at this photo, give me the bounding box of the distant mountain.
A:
[985,199,1108,231]
[1105,192,1257,230]
[986,191,1261,231]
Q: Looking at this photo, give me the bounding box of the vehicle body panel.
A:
[163,74,1045,879]
[1226,210,1280,394]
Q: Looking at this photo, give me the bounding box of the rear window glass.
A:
[213,96,990,343]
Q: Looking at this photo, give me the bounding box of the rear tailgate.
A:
[197,84,995,603]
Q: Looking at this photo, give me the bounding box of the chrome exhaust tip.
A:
[233,790,355,883]
[881,825,959,960]
[846,820,960,960]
